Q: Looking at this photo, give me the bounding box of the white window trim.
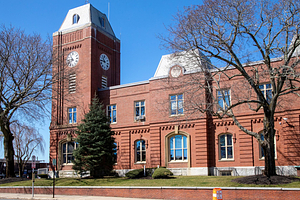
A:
[68,107,77,124]
[217,89,231,111]
[259,132,277,160]
[259,83,272,103]
[165,131,190,168]
[135,139,146,163]
[170,94,184,116]
[62,141,77,165]
[73,14,80,24]
[134,100,146,122]
[218,133,234,161]
[107,104,117,124]
[169,135,188,162]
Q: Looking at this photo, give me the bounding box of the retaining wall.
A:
[0,186,300,200]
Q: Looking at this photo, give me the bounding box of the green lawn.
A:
[1,176,300,188]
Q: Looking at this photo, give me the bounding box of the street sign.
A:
[32,155,36,169]
[31,163,36,169]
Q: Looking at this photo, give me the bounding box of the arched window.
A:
[259,132,276,159]
[169,135,187,161]
[135,140,146,162]
[73,14,80,24]
[62,141,77,164]
[219,134,233,160]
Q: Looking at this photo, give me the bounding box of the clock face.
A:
[66,51,79,67]
[171,66,181,78]
[100,54,110,70]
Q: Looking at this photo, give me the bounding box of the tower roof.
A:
[53,3,115,37]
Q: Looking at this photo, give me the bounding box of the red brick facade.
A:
[49,4,300,177]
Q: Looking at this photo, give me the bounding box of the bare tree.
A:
[161,0,300,177]
[0,25,52,177]
[11,123,44,177]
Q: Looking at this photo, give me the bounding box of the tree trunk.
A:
[4,133,15,178]
[263,113,277,177]
[1,119,15,178]
[18,159,24,178]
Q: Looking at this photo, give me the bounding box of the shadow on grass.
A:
[232,175,300,185]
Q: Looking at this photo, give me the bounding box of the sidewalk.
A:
[0,193,161,200]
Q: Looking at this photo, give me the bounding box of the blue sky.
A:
[0,0,201,162]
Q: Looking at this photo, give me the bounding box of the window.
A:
[135,140,146,162]
[102,76,107,88]
[99,17,105,27]
[69,73,76,93]
[259,132,276,159]
[68,107,77,124]
[62,142,77,164]
[113,142,117,163]
[169,135,187,161]
[219,134,233,160]
[107,105,116,123]
[217,89,230,111]
[135,101,145,121]
[259,133,265,159]
[170,94,184,115]
[220,170,232,176]
[73,14,80,24]
[259,83,272,103]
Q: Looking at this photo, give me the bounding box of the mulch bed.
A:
[232,175,300,185]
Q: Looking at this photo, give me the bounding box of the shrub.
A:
[152,168,173,179]
[125,168,144,179]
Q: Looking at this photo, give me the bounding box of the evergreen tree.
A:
[72,97,116,178]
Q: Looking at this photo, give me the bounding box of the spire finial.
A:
[85,0,89,4]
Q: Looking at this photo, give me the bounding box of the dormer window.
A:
[73,14,80,24]
[99,17,105,27]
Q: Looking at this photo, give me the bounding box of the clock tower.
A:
[50,4,120,176]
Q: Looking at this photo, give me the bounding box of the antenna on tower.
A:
[85,0,89,4]
[108,2,110,21]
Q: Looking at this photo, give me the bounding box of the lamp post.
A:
[51,159,56,198]
[32,155,36,198]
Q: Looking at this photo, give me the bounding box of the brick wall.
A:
[0,186,299,200]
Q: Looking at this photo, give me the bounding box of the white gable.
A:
[154,50,211,78]
[54,4,115,37]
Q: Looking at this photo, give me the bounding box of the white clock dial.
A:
[100,54,110,70]
[171,66,181,78]
[66,51,79,67]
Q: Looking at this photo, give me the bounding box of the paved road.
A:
[0,193,161,200]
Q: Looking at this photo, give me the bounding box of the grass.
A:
[1,176,300,188]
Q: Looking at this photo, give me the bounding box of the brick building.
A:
[49,4,300,177]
